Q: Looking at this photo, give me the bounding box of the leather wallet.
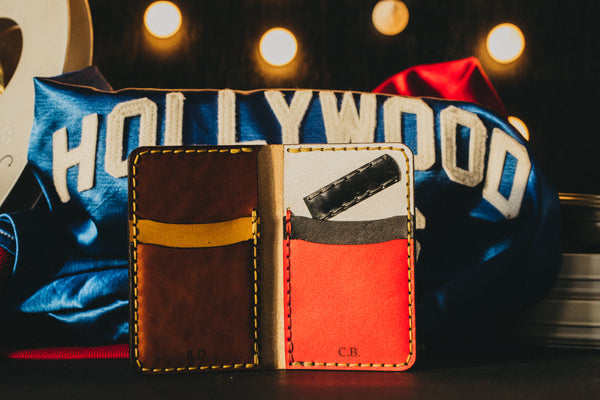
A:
[128,144,416,373]
[128,146,260,374]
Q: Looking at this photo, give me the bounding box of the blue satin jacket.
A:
[0,67,561,349]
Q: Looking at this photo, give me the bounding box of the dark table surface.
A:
[1,345,599,399]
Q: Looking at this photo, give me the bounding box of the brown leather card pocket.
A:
[128,146,259,374]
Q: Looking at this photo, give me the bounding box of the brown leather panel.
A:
[129,146,260,373]
[131,147,258,224]
[135,242,257,370]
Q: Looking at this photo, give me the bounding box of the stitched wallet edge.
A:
[127,146,261,374]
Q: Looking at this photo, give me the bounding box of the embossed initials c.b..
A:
[338,347,359,357]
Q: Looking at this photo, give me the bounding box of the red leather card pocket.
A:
[283,213,415,370]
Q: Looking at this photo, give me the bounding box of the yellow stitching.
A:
[285,209,294,363]
[286,145,398,153]
[252,209,260,366]
[286,145,415,369]
[136,147,255,157]
[131,147,259,373]
[405,149,414,366]
[290,362,409,368]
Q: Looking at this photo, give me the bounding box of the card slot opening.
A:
[132,211,258,248]
[284,214,408,245]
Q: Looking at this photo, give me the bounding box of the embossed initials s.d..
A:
[186,349,207,362]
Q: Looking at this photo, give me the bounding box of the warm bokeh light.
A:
[144,1,182,39]
[372,0,409,36]
[259,28,298,67]
[508,116,529,141]
[487,23,525,64]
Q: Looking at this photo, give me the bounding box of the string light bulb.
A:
[487,23,525,64]
[372,0,409,36]
[259,28,298,67]
[144,1,182,39]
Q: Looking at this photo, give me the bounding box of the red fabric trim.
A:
[0,247,14,290]
[373,57,509,118]
[0,247,11,272]
[5,344,128,360]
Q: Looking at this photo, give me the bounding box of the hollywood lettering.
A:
[51,90,531,219]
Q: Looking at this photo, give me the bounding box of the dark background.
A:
[2,3,600,396]
[88,0,600,195]
[1,0,598,213]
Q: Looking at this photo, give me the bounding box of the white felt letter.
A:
[105,98,157,178]
[383,96,435,171]
[483,128,532,219]
[52,113,98,203]
[265,90,312,144]
[440,106,487,187]
[320,92,376,143]
[218,90,236,144]
[164,92,185,145]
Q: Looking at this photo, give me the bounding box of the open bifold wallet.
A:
[128,144,416,374]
